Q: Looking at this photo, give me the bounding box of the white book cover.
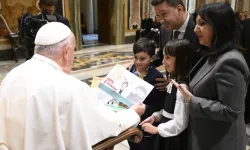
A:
[99,64,154,107]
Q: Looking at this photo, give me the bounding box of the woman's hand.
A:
[139,115,156,125]
[171,79,192,103]
[141,123,158,134]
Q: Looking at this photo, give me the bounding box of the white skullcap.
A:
[35,22,71,45]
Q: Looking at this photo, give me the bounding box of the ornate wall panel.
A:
[129,0,141,29]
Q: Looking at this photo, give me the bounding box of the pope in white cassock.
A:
[0,22,145,150]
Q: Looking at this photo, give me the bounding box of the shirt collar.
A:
[32,54,63,72]
[173,13,190,33]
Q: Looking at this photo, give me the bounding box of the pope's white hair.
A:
[34,34,72,57]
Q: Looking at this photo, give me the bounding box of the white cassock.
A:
[0,54,140,150]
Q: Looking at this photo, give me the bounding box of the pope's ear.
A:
[62,44,70,61]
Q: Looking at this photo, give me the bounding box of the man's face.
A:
[154,2,181,30]
[40,4,56,15]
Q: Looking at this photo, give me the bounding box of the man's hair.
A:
[39,0,58,6]
[133,38,155,57]
[34,35,72,57]
[151,0,186,11]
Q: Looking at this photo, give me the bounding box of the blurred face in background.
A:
[240,12,245,22]
[144,13,150,19]
[155,15,160,23]
[244,11,248,18]
[40,4,56,15]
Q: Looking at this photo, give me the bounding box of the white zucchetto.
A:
[35,22,71,45]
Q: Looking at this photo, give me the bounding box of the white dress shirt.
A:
[172,13,190,40]
[153,84,189,137]
[0,54,140,150]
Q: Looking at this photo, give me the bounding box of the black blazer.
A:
[242,18,250,123]
[153,15,201,69]
[141,18,153,33]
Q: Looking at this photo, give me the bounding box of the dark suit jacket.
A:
[153,15,200,69]
[242,18,250,123]
[188,50,250,150]
[141,18,153,33]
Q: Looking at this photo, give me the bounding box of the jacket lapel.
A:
[190,58,216,91]
[184,15,196,41]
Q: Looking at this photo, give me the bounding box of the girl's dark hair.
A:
[193,3,239,61]
[133,38,155,57]
[164,39,192,80]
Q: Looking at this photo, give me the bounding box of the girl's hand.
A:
[171,79,192,103]
[141,123,158,134]
[139,115,155,125]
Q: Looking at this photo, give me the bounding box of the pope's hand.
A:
[139,115,155,125]
[131,103,145,116]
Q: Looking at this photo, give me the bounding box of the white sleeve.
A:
[152,110,163,122]
[157,84,189,137]
[74,84,140,145]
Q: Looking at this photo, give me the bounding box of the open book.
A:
[98,64,154,107]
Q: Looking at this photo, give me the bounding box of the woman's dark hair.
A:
[164,39,192,80]
[133,38,155,57]
[193,3,239,61]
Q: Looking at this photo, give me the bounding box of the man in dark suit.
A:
[37,0,70,28]
[25,0,70,60]
[242,19,250,144]
[135,13,153,41]
[150,0,201,91]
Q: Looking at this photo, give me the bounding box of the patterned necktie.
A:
[173,31,180,40]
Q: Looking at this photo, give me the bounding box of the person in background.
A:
[173,3,250,150]
[244,11,249,19]
[135,13,153,41]
[148,15,161,47]
[37,0,70,28]
[128,38,166,150]
[0,22,145,150]
[25,0,71,60]
[140,39,194,150]
[235,11,245,45]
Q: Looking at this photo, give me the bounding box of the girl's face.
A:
[194,15,214,48]
[162,50,176,73]
[134,51,153,72]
